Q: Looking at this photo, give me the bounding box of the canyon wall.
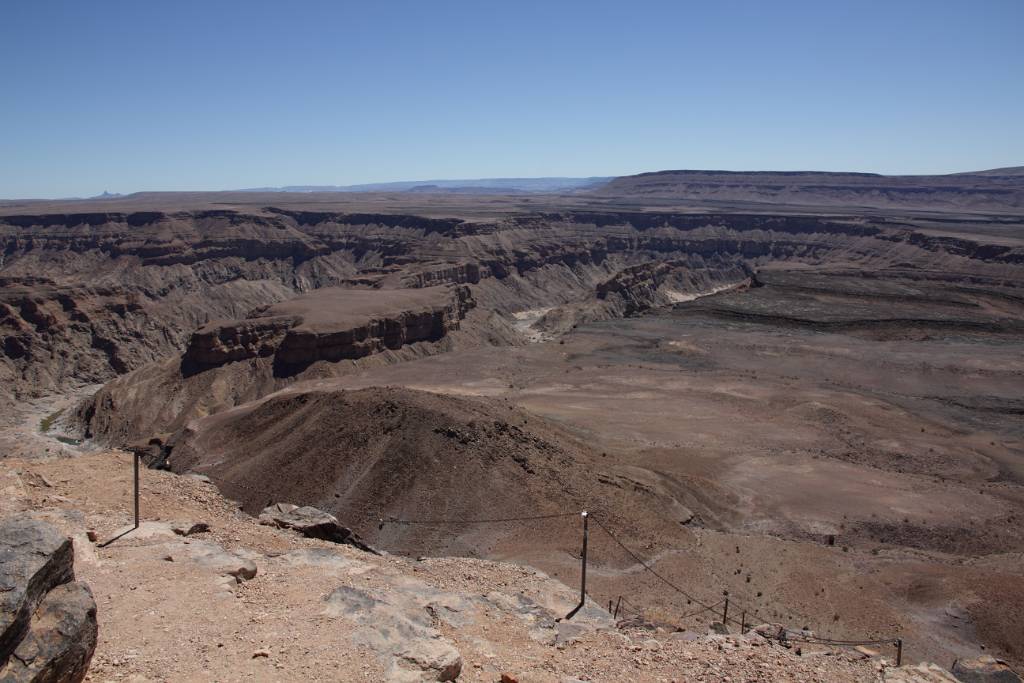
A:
[3,206,1023,434]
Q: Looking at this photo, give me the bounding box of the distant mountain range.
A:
[7,168,1023,206]
[231,168,1024,195]
[592,167,1024,212]
[952,166,1024,176]
[234,177,613,194]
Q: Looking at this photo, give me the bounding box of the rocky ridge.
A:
[159,386,687,559]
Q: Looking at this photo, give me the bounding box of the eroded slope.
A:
[164,386,690,558]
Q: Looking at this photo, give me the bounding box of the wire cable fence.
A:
[592,516,723,614]
[383,512,580,525]
[172,467,904,660]
[593,515,903,660]
[198,470,583,527]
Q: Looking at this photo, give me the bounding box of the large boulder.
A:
[259,504,378,554]
[0,582,98,682]
[952,655,1024,683]
[0,518,74,659]
[0,517,97,682]
[394,639,462,682]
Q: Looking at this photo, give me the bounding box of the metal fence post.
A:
[722,597,729,626]
[133,452,140,529]
[581,511,588,602]
[564,511,589,620]
[896,639,903,666]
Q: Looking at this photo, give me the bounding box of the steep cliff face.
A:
[0,277,181,394]
[596,258,752,315]
[184,285,474,370]
[74,285,486,444]
[3,207,1022,406]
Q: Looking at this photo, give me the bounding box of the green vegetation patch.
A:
[39,408,65,433]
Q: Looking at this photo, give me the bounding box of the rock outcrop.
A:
[0,517,97,683]
[323,585,463,681]
[596,257,750,315]
[0,582,98,683]
[258,504,377,554]
[882,662,962,682]
[318,553,613,682]
[0,518,75,658]
[184,285,474,371]
[952,655,1024,682]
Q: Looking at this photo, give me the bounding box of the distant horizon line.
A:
[3,165,1022,202]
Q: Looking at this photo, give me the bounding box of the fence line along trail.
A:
[136,462,905,660]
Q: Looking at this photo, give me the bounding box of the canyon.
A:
[2,169,1024,680]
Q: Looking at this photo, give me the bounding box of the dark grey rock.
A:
[952,655,1023,683]
[0,582,98,683]
[322,585,462,681]
[0,518,74,663]
[171,522,210,537]
[258,504,378,554]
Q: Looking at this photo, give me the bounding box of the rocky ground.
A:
[0,449,923,682]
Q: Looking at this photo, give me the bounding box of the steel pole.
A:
[133,452,140,529]
[580,511,588,605]
[563,511,589,620]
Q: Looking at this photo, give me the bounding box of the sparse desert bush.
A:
[39,408,64,433]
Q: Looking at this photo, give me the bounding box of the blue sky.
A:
[1,0,1022,198]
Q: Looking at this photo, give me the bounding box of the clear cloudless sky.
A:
[1,0,1022,197]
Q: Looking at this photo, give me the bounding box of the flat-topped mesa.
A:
[184,285,474,369]
[185,316,297,366]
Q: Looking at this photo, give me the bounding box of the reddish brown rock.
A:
[184,285,474,369]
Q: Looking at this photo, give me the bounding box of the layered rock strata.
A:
[183,285,473,370]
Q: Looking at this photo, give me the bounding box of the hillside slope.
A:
[164,386,692,558]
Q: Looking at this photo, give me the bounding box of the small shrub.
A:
[39,408,64,433]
